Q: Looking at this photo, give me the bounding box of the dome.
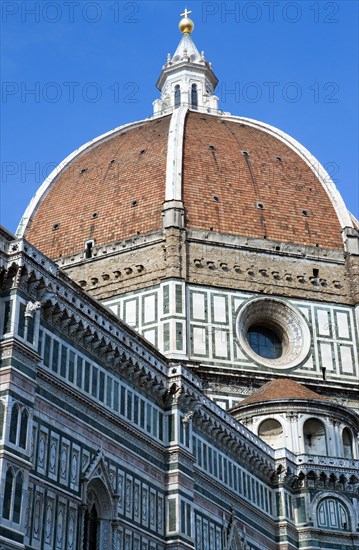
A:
[18,109,351,259]
[18,116,171,259]
[229,379,359,457]
[17,18,355,262]
[231,378,327,410]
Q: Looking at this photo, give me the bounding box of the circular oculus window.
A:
[236,297,311,369]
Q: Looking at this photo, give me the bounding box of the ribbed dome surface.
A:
[23,110,344,259]
[25,116,171,258]
[182,113,343,247]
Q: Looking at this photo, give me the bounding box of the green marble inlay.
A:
[297,497,306,523]
[176,322,183,350]
[2,300,13,335]
[163,285,170,315]
[163,323,170,352]
[175,284,182,314]
[168,498,176,532]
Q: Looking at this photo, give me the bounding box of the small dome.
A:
[232,378,327,410]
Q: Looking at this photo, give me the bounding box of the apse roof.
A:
[235,378,327,408]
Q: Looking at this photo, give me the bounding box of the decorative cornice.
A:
[1,237,169,402]
[37,369,167,457]
[166,364,277,482]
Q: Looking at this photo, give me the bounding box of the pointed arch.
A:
[13,471,23,523]
[3,467,14,519]
[83,477,113,550]
[9,402,19,444]
[81,451,117,550]
[2,467,24,523]
[224,517,248,550]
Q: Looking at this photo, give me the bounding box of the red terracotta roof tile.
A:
[237,379,327,407]
[182,113,343,249]
[26,116,171,259]
[25,111,344,260]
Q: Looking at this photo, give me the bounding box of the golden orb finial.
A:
[179,8,194,34]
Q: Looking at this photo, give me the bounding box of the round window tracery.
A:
[247,325,282,359]
[237,297,311,369]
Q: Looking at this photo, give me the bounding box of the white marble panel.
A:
[192,293,206,320]
[317,309,331,336]
[336,312,350,339]
[214,329,228,358]
[213,295,226,323]
[193,327,206,355]
[340,346,354,374]
[319,342,335,372]
[125,300,137,326]
[144,295,156,324]
[143,329,156,346]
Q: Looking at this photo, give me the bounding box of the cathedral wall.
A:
[0,282,279,550]
[60,233,167,300]
[60,229,353,305]
[1,234,358,550]
[186,232,350,305]
[28,389,167,550]
[102,280,359,410]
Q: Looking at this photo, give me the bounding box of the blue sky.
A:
[1,0,358,234]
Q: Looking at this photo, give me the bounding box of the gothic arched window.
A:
[82,479,113,550]
[19,409,28,449]
[317,498,350,531]
[174,85,181,108]
[9,402,28,449]
[191,84,198,108]
[2,468,23,523]
[13,472,23,523]
[303,418,327,455]
[84,503,99,550]
[3,468,13,519]
[9,403,19,444]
